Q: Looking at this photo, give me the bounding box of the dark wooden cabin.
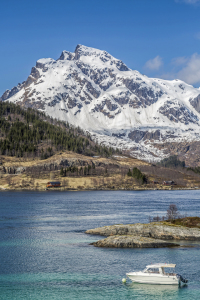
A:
[46,182,61,188]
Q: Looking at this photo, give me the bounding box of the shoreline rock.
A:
[86,222,200,248]
[86,222,200,241]
[91,235,180,248]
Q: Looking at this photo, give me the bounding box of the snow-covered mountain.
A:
[1,44,200,161]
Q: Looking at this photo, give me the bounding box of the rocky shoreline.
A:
[1,186,199,192]
[86,222,200,248]
[91,235,180,248]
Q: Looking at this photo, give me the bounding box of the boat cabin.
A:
[143,264,176,276]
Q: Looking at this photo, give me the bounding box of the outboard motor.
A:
[176,274,188,284]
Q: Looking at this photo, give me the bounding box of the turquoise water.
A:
[0,190,200,299]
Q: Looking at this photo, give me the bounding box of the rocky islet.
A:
[86,222,200,248]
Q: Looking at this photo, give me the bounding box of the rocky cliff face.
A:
[2,44,200,162]
[0,156,116,175]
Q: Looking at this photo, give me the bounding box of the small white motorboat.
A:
[125,263,188,285]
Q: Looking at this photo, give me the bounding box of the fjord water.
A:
[0,190,199,300]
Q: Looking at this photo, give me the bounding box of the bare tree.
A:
[153,215,161,222]
[166,204,179,221]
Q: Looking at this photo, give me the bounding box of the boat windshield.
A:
[144,268,160,274]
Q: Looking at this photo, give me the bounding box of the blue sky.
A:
[1,0,200,95]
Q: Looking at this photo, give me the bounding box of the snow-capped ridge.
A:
[58,50,75,61]
[37,58,55,65]
[1,44,200,161]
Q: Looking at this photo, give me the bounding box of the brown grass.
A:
[165,217,200,228]
[1,151,200,191]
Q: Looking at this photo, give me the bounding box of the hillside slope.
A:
[1,149,200,191]
[0,101,118,158]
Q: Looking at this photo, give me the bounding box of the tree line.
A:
[127,167,147,184]
[157,155,185,168]
[187,166,200,175]
[60,164,96,177]
[0,101,121,158]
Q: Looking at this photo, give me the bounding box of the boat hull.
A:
[126,273,180,285]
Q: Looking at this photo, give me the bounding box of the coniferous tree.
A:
[0,101,121,158]
[127,169,132,176]
[84,166,87,176]
[60,167,64,176]
[88,165,91,175]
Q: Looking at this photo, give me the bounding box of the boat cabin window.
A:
[144,268,160,274]
[163,267,176,276]
[143,266,176,276]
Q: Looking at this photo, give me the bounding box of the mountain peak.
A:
[74,44,108,59]
[73,44,129,71]
[2,45,200,162]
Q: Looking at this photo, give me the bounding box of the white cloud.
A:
[171,56,188,66]
[184,0,200,3]
[175,0,200,4]
[160,53,200,86]
[144,56,163,71]
[177,53,200,85]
